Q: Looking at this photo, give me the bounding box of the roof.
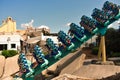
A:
[37,25,50,29]
[26,36,41,44]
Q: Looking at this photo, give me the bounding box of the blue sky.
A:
[0,0,120,33]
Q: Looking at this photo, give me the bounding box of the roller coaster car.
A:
[46,39,54,48]
[58,31,74,50]
[91,8,111,24]
[80,21,93,32]
[33,53,49,69]
[102,1,119,17]
[33,46,49,68]
[46,38,62,59]
[18,53,34,77]
[58,31,71,46]
[80,15,97,32]
[69,23,88,42]
[81,15,96,28]
[69,23,84,38]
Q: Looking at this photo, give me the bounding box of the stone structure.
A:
[0,17,16,33]
[0,55,5,78]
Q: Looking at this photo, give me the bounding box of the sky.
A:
[0,0,120,33]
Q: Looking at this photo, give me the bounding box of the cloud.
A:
[21,19,34,28]
[29,19,34,27]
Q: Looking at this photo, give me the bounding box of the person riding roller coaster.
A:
[68,23,85,40]
[80,15,96,32]
[91,8,111,24]
[102,1,119,17]
[66,36,71,44]
[80,21,93,32]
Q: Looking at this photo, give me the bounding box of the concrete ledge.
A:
[42,49,83,75]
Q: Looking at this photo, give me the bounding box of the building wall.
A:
[0,17,16,33]
[41,33,59,45]
[16,30,26,35]
[0,35,21,50]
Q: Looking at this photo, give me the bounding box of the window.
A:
[0,44,7,50]
[11,44,16,48]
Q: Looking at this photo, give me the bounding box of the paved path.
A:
[73,64,120,79]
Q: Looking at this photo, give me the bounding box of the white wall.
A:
[41,33,59,45]
[0,35,21,50]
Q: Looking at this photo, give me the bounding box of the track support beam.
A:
[98,36,106,63]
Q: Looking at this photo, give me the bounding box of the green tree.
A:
[95,28,120,57]
[105,28,120,53]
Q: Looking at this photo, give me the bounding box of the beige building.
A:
[0,17,22,51]
[0,17,16,33]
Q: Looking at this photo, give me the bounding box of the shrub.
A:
[2,50,9,58]
[109,52,120,57]
[9,50,17,56]
[92,47,99,55]
[2,50,18,58]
